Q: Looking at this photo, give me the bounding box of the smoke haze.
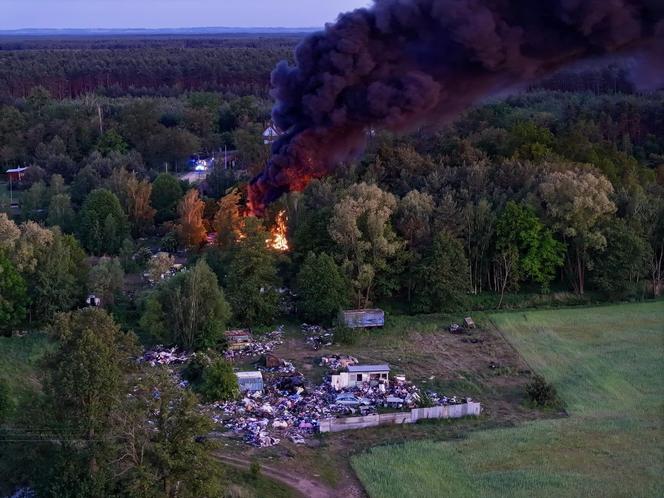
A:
[248,0,664,213]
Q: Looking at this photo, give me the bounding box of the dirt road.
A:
[214,453,338,498]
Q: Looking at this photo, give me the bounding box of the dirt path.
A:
[214,453,337,498]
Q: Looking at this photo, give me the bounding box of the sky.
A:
[1,0,370,30]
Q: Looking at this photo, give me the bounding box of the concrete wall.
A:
[319,402,481,433]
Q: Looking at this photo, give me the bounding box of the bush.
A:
[334,326,359,346]
[526,374,560,408]
[182,352,215,386]
[417,391,435,408]
[197,359,239,403]
[249,460,261,480]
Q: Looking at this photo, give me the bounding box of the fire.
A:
[267,210,289,252]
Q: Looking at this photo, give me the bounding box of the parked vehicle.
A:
[335,393,371,406]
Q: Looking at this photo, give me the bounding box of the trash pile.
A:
[207,384,344,447]
[301,323,334,350]
[207,355,473,447]
[224,326,285,361]
[139,346,191,366]
[320,354,358,371]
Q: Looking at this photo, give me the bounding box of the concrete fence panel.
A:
[319,402,481,433]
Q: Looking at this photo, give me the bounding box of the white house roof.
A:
[347,364,390,373]
[262,125,281,137]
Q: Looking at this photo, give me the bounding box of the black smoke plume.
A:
[248,0,664,213]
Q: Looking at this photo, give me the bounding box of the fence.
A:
[318,402,481,433]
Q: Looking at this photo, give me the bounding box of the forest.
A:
[1,34,663,497]
[0,35,298,99]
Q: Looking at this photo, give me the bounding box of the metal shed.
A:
[236,371,264,392]
[340,309,385,329]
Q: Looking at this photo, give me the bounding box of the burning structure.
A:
[248,0,664,214]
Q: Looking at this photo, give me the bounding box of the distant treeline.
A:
[0,36,298,99]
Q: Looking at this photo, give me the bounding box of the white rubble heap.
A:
[224,326,285,360]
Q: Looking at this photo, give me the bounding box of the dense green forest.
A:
[1,35,663,497]
[0,35,298,99]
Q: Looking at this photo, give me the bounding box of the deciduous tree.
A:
[0,251,28,335]
[176,189,207,249]
[413,231,468,313]
[329,183,401,307]
[539,169,616,294]
[296,252,350,324]
[141,260,231,349]
[225,217,280,325]
[78,189,129,255]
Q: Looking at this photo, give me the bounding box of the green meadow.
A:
[352,302,664,498]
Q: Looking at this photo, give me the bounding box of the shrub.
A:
[334,326,359,346]
[249,460,261,479]
[526,374,560,408]
[197,359,239,403]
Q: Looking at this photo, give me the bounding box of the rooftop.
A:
[348,364,390,373]
[236,371,263,380]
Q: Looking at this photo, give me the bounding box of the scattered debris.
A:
[448,323,464,334]
[225,329,253,350]
[263,353,282,369]
[301,323,334,350]
[224,326,284,360]
[207,357,473,448]
[139,346,190,366]
[320,354,358,370]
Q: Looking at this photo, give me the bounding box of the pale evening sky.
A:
[1,0,371,30]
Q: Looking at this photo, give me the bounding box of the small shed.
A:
[332,364,390,390]
[340,309,385,329]
[464,317,476,329]
[236,371,264,392]
[225,329,252,350]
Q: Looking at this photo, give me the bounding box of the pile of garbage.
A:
[207,355,473,447]
[320,354,358,371]
[224,326,285,360]
[301,323,334,350]
[139,346,191,366]
[208,385,345,447]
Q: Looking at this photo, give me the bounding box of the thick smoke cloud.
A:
[248,0,664,213]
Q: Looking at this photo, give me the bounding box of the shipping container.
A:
[340,309,385,329]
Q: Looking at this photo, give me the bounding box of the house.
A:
[225,329,252,350]
[340,309,385,329]
[331,364,390,390]
[236,371,264,392]
[6,167,29,183]
[262,124,282,145]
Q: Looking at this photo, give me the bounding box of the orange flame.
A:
[267,210,289,252]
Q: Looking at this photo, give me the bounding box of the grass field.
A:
[352,301,664,498]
